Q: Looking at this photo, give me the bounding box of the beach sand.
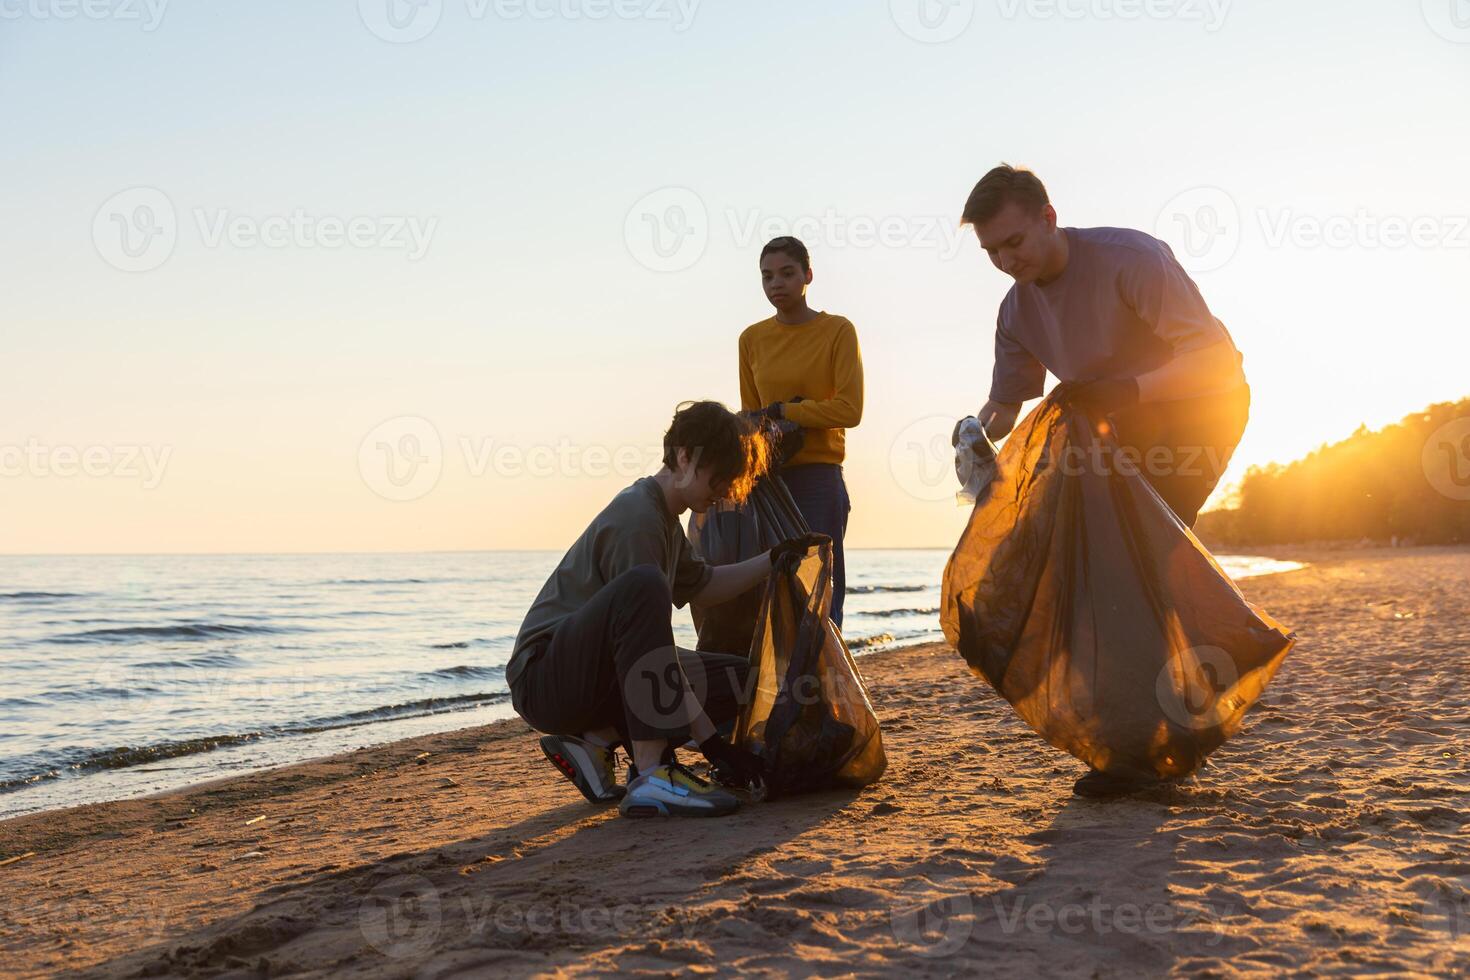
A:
[2,547,1468,977]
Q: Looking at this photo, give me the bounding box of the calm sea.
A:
[0,549,1300,819]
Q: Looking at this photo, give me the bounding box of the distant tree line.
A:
[1194,397,1470,547]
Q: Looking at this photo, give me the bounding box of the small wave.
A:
[296,691,509,730]
[132,651,248,670]
[428,636,510,650]
[0,591,84,601]
[418,664,505,681]
[322,578,442,586]
[848,632,897,650]
[864,607,939,618]
[0,691,512,794]
[847,585,927,595]
[49,622,289,644]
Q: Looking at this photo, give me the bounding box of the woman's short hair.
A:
[760,236,811,274]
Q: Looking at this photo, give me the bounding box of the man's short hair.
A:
[662,400,769,503]
[960,164,1050,226]
[760,236,811,274]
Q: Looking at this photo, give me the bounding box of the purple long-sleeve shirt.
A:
[989,227,1246,404]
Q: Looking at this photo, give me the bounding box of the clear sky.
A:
[3,0,1468,554]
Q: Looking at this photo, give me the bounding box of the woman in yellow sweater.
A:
[739,237,864,626]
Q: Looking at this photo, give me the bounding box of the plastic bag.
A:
[952,416,1001,506]
[735,537,887,795]
[940,394,1294,780]
[687,420,810,655]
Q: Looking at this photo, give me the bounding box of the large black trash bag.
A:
[734,537,886,795]
[687,418,809,655]
[940,394,1295,781]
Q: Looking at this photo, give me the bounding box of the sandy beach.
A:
[2,546,1468,978]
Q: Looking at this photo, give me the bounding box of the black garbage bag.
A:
[940,393,1295,781]
[734,536,886,795]
[687,419,809,655]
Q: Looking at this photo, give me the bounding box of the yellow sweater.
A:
[739,312,864,467]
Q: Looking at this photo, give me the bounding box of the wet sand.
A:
[2,547,1468,977]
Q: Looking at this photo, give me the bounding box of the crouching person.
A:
[508,400,817,818]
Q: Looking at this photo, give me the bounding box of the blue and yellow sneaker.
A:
[618,763,740,818]
[539,735,624,804]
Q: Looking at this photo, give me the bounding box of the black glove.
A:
[770,532,828,570]
[1056,378,1140,417]
[699,734,765,788]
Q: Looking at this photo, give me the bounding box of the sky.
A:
[2,0,1468,554]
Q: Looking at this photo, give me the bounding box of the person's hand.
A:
[758,402,785,420]
[699,734,765,789]
[976,400,1021,441]
[770,533,828,570]
[1055,378,1139,417]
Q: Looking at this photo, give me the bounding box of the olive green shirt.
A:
[507,477,712,687]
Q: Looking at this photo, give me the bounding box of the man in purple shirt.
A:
[962,165,1253,799]
[963,164,1250,529]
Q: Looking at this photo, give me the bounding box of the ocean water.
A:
[0,549,1301,820]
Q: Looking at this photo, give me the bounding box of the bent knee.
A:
[617,564,672,603]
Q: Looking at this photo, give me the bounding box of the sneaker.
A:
[618,763,740,818]
[1072,769,1157,799]
[539,735,624,804]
